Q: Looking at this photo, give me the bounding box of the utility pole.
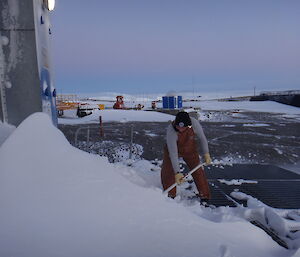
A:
[192,76,195,100]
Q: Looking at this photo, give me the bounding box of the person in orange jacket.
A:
[161,111,212,200]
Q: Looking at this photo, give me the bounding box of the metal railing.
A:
[74,125,95,151]
[74,123,136,160]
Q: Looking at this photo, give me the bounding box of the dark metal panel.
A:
[204,164,300,209]
[0,0,42,125]
[206,164,300,180]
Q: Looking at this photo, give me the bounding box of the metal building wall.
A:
[0,0,56,126]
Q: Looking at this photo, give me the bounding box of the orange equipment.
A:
[113,96,125,109]
[151,101,156,109]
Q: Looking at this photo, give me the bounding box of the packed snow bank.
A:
[0,121,15,146]
[230,192,300,249]
[59,109,174,125]
[0,113,298,257]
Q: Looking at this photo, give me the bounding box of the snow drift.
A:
[59,109,174,125]
[0,113,297,257]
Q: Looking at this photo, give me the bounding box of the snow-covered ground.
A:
[1,113,300,256]
[1,94,300,256]
[58,100,300,125]
[0,113,300,257]
[59,109,174,125]
[60,90,300,121]
[186,100,300,115]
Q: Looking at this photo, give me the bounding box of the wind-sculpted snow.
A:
[0,113,299,257]
[230,192,300,249]
[218,179,258,186]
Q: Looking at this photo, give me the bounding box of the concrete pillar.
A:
[0,0,56,126]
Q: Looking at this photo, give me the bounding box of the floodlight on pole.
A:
[44,0,55,11]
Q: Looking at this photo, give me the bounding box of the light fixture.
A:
[44,0,55,11]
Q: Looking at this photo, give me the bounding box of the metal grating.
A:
[206,164,300,180]
[203,164,300,209]
[209,183,236,207]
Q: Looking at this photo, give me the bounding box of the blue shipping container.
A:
[162,95,183,109]
[162,96,168,108]
[168,96,175,109]
[177,96,182,108]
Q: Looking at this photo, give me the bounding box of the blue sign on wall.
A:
[40,68,57,125]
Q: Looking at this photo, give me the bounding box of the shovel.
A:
[163,162,206,195]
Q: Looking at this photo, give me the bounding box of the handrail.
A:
[74,123,135,159]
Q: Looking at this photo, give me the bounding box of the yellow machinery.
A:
[98,104,105,110]
[56,94,79,116]
[56,94,105,117]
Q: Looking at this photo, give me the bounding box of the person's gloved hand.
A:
[175,173,185,184]
[204,153,212,165]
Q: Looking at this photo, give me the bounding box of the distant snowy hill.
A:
[78,89,256,101]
